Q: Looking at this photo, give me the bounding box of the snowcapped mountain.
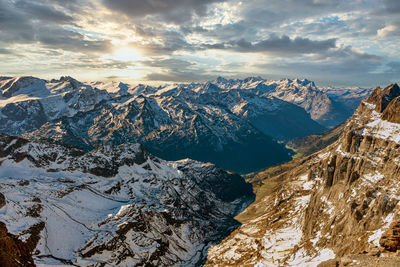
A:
[0,132,254,266]
[212,77,353,127]
[0,76,362,173]
[0,76,110,135]
[206,84,400,266]
[321,86,374,111]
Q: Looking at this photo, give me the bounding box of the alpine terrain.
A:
[0,132,254,266]
[206,84,400,266]
[0,76,363,173]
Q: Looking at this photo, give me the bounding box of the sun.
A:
[109,48,144,62]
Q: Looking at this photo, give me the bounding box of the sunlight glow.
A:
[110,48,144,62]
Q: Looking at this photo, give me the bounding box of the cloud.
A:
[203,35,337,55]
[384,0,400,14]
[14,0,75,23]
[130,30,193,56]
[102,0,226,23]
[37,27,112,53]
[253,45,387,86]
[0,0,110,53]
[144,71,215,82]
[0,48,13,55]
[377,24,399,37]
[0,0,399,86]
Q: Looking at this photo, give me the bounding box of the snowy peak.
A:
[0,76,47,98]
[0,75,366,173]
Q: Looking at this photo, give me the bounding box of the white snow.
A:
[363,171,384,184]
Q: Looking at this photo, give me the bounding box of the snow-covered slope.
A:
[0,75,362,173]
[212,77,354,127]
[0,76,110,135]
[206,84,400,266]
[0,133,254,266]
[321,86,374,111]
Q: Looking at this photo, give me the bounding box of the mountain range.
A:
[2,76,399,267]
[0,76,369,173]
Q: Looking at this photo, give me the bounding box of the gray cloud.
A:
[140,58,195,69]
[129,28,194,55]
[0,48,13,55]
[384,0,400,13]
[144,71,215,82]
[102,0,226,23]
[0,0,109,53]
[14,0,74,23]
[37,27,111,53]
[254,46,387,86]
[204,35,337,55]
[0,0,399,86]
[141,57,216,82]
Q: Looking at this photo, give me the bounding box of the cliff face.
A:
[206,84,400,266]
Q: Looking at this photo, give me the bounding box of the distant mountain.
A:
[206,84,400,266]
[0,132,253,266]
[320,86,374,111]
[0,76,361,173]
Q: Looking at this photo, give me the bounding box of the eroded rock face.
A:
[380,221,400,252]
[0,222,35,267]
[206,84,400,266]
[0,133,254,266]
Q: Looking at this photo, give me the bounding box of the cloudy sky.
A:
[0,0,399,86]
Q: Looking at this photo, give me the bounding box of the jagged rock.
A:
[205,84,400,266]
[382,96,400,123]
[380,221,400,252]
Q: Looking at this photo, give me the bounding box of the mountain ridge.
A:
[0,75,365,173]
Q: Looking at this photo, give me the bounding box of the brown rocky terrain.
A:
[206,84,400,266]
[0,221,35,267]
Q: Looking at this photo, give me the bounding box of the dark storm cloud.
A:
[102,0,226,23]
[204,35,337,55]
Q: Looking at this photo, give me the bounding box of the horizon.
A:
[0,74,394,89]
[0,0,399,87]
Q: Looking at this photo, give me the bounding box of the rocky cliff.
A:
[206,84,400,266]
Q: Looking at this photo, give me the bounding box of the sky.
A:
[0,0,399,87]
